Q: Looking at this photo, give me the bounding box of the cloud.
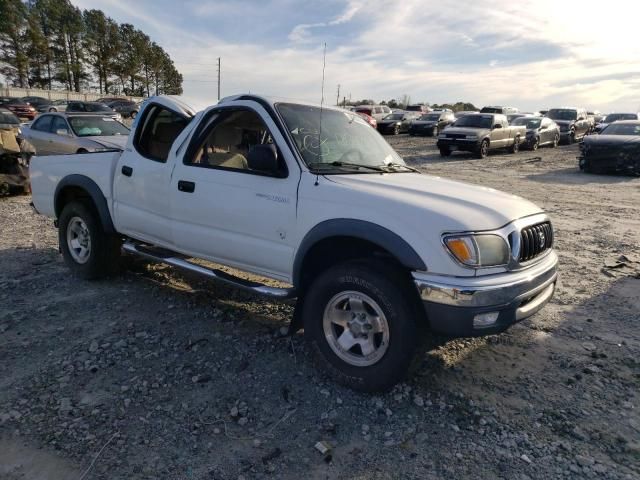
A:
[288,1,362,42]
[69,0,640,113]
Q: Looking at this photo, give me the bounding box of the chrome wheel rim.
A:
[481,142,488,157]
[323,291,390,367]
[66,217,91,264]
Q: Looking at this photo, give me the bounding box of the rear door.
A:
[113,99,194,247]
[22,115,54,155]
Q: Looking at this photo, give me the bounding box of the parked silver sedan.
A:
[21,113,129,156]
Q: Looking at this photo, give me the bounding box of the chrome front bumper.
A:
[413,250,558,336]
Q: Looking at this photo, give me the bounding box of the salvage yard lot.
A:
[1,137,639,479]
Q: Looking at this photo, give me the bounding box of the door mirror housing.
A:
[247,144,279,174]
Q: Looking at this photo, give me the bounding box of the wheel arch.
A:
[292,219,426,288]
[54,175,115,234]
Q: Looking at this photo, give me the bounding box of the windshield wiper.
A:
[383,162,421,173]
[308,161,387,173]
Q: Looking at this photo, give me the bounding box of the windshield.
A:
[480,107,502,114]
[601,123,640,136]
[276,103,404,171]
[453,114,494,129]
[603,113,637,123]
[512,117,541,129]
[383,113,404,121]
[68,116,130,137]
[548,109,577,120]
[418,114,440,121]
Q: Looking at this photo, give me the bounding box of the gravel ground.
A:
[1,136,639,480]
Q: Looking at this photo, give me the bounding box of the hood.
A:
[328,172,542,231]
[584,134,640,147]
[442,126,490,136]
[87,135,128,150]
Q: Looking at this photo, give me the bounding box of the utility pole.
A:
[217,57,221,101]
[336,84,340,106]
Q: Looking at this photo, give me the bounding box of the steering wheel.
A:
[337,148,364,164]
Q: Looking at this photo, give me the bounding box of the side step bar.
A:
[122,241,297,299]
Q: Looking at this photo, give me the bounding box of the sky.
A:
[69,0,640,112]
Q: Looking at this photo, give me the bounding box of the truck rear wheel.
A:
[58,200,121,280]
[303,260,417,392]
[510,137,520,154]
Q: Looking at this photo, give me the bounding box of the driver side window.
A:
[186,109,287,177]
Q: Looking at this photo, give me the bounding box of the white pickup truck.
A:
[30,95,558,391]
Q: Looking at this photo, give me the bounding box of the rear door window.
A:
[31,115,53,132]
[134,104,189,162]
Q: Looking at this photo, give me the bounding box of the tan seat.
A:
[148,122,184,160]
[203,124,248,169]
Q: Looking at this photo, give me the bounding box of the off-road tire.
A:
[303,260,418,392]
[58,200,121,280]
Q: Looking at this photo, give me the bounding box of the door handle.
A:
[121,165,133,177]
[178,180,195,193]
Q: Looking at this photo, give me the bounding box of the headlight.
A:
[466,135,478,139]
[396,121,402,125]
[443,234,510,267]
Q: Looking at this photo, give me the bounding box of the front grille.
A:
[446,133,466,139]
[519,221,553,262]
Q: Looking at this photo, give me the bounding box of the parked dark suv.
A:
[546,107,590,144]
[408,111,455,136]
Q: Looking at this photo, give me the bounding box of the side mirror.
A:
[540,125,547,130]
[493,124,503,129]
[56,129,70,136]
[247,144,279,174]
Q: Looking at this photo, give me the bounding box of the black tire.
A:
[551,134,559,148]
[58,200,121,280]
[439,147,451,157]
[130,110,138,119]
[432,126,439,137]
[510,137,520,154]
[77,148,88,154]
[393,125,400,135]
[567,131,575,145]
[303,260,418,392]
[531,137,539,151]
[476,139,489,159]
[49,107,57,112]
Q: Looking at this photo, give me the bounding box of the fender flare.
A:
[292,219,427,286]
[54,174,115,234]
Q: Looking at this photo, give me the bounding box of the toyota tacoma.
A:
[30,95,558,391]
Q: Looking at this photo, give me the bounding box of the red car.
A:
[0,98,36,120]
[356,111,377,129]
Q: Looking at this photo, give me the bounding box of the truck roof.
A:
[219,93,346,113]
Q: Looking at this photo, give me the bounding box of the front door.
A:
[170,104,299,280]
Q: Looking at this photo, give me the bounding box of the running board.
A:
[122,242,297,299]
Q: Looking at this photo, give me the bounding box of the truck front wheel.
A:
[303,260,417,392]
[476,139,489,159]
[58,200,121,280]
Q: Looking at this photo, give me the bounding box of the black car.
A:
[511,116,560,150]
[408,111,455,136]
[377,112,420,135]
[107,99,139,119]
[593,113,640,134]
[579,121,640,175]
[20,96,50,109]
[546,107,590,143]
[66,101,121,120]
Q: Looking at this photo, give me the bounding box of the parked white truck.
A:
[30,95,558,391]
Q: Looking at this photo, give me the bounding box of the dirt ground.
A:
[0,136,639,480]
